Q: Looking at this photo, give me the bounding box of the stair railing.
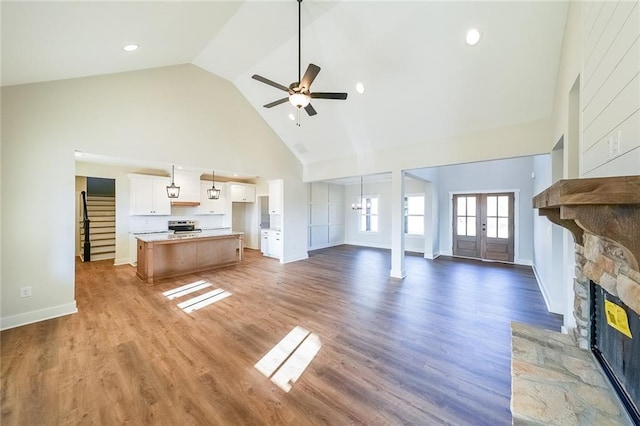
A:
[81,191,91,261]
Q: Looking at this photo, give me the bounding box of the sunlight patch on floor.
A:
[162,280,212,300]
[162,281,231,313]
[255,326,322,392]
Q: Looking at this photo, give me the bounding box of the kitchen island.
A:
[135,230,243,284]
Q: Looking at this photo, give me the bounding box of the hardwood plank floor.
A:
[1,246,562,425]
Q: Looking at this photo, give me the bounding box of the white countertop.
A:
[135,229,243,243]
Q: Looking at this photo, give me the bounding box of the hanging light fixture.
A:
[351,176,363,210]
[207,170,221,200]
[166,165,180,198]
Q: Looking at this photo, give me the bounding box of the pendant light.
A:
[207,170,221,200]
[166,165,180,198]
[351,176,363,210]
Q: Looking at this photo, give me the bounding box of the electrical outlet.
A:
[20,286,32,298]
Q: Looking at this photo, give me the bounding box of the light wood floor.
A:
[1,246,562,425]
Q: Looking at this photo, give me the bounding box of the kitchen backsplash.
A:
[130,207,229,233]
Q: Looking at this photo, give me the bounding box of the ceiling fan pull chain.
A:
[297,108,301,127]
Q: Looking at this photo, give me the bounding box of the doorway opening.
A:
[452,192,515,262]
[75,176,116,261]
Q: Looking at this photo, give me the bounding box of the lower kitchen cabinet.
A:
[261,229,282,259]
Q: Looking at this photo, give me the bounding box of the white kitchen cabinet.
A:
[260,229,282,259]
[129,174,171,215]
[197,181,227,214]
[269,230,283,259]
[268,180,283,215]
[261,229,269,255]
[230,183,256,202]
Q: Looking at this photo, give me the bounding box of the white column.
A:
[390,169,406,279]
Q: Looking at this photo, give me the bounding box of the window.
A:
[360,197,379,232]
[404,195,424,235]
[486,195,509,238]
[456,196,477,236]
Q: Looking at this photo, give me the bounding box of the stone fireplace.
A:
[511,175,640,424]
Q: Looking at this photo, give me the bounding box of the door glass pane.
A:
[467,196,476,215]
[487,196,497,216]
[457,217,466,236]
[498,196,509,217]
[498,218,509,238]
[487,217,497,238]
[407,216,424,234]
[467,217,476,236]
[457,197,466,216]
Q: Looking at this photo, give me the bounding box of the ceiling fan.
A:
[251,0,347,117]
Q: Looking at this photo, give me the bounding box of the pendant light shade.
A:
[351,176,363,210]
[166,165,180,198]
[207,170,221,200]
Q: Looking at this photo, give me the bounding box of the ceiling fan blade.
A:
[264,98,289,108]
[310,92,348,100]
[252,74,290,93]
[299,64,321,91]
[304,103,317,116]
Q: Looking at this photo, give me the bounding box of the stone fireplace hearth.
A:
[511,176,640,425]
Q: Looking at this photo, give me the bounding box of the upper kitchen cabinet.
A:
[268,180,283,215]
[230,183,256,203]
[129,174,171,215]
[197,181,227,214]
[171,170,200,206]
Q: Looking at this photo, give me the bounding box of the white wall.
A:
[581,1,640,177]
[308,182,345,250]
[404,176,427,253]
[1,64,306,329]
[531,154,564,313]
[304,117,552,182]
[541,1,640,328]
[344,179,392,249]
[434,156,536,265]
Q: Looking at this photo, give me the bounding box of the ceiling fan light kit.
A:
[251,0,347,121]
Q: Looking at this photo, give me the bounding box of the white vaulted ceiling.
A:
[1,1,568,168]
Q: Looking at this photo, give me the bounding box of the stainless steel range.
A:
[168,220,201,234]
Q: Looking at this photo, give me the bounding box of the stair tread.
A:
[90,246,116,254]
[83,240,115,247]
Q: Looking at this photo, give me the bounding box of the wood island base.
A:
[136,233,243,284]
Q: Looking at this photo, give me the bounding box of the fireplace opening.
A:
[590,281,640,424]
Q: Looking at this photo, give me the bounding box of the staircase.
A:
[80,195,116,261]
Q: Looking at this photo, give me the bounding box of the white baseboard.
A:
[283,251,309,264]
[390,268,406,279]
[440,249,453,256]
[532,265,553,313]
[345,241,390,250]
[114,257,131,266]
[1,301,78,331]
[516,258,533,266]
[308,241,343,251]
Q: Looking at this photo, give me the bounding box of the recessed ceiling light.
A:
[466,29,481,46]
[356,82,365,94]
[123,44,139,52]
[288,113,296,121]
